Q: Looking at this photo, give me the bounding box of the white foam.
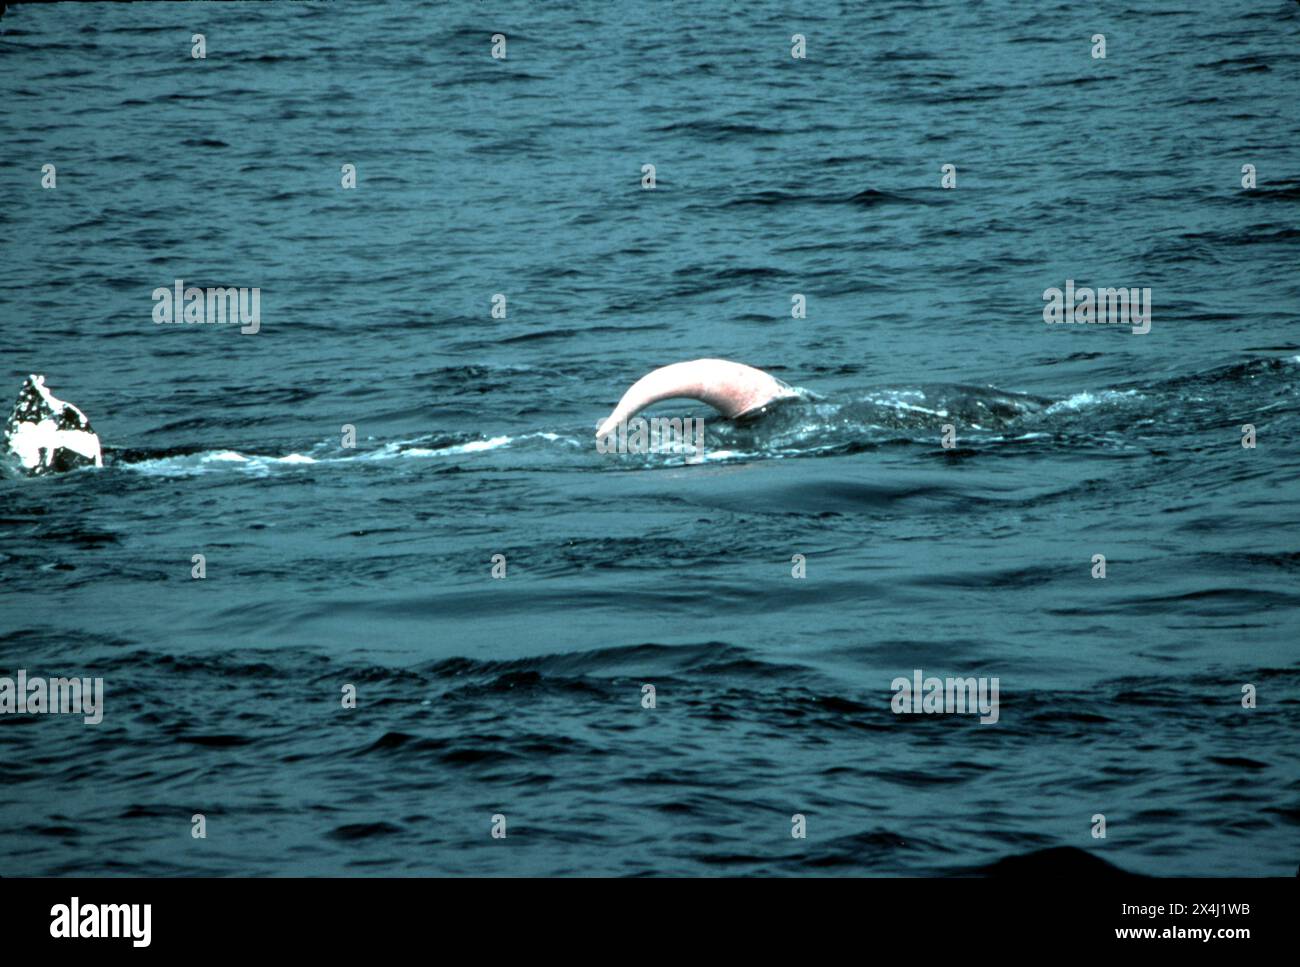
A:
[129,448,321,476]
[112,427,610,477]
[1045,389,1140,414]
[396,435,512,458]
[449,435,510,454]
[889,401,949,417]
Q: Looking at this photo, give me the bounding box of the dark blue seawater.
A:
[1,1,1298,876]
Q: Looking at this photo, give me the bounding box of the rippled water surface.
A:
[1,0,1298,876]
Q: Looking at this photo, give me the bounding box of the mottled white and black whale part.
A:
[2,374,103,475]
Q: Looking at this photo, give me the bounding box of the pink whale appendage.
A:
[595,359,798,438]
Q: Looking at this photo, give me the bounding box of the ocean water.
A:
[1,0,1298,876]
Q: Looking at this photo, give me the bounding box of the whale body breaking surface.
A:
[15,356,1258,476]
[3,361,1058,477]
[595,359,1051,440]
